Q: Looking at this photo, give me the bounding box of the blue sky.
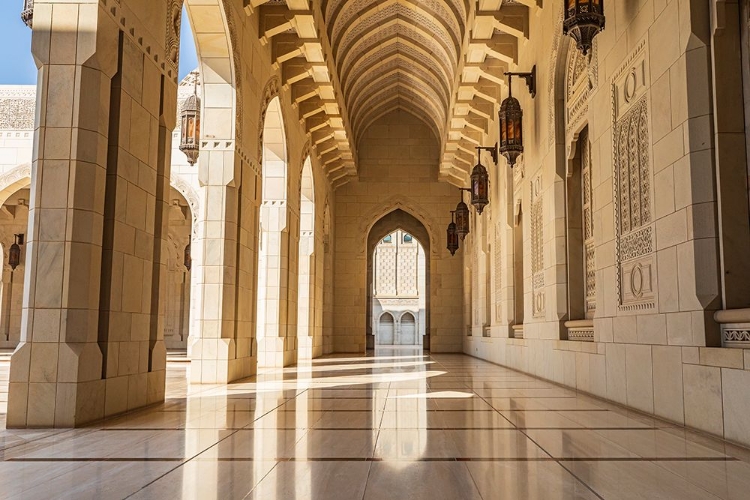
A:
[0,4,198,85]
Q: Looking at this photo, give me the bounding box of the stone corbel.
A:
[474,6,529,41]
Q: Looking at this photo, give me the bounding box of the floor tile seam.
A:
[121,412,262,500]
[647,456,744,500]
[504,408,606,500]
[3,456,741,463]
[0,426,127,460]
[0,428,79,455]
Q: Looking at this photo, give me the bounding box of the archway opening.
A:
[366,210,431,352]
[0,183,29,349]
[164,187,194,351]
[257,96,291,368]
[297,156,317,359]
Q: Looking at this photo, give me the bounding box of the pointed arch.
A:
[184,0,240,143]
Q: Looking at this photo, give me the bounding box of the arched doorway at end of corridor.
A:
[366,210,430,352]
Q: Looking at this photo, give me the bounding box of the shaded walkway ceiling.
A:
[254,0,536,187]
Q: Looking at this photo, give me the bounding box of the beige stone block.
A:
[27,382,56,427]
[653,166,675,220]
[606,343,627,404]
[127,372,148,410]
[657,246,679,313]
[105,375,129,417]
[686,202,716,240]
[652,346,684,424]
[653,126,684,174]
[674,150,715,210]
[6,382,29,427]
[666,312,692,345]
[721,368,750,445]
[49,3,79,64]
[655,210,687,251]
[33,241,65,308]
[650,71,672,143]
[682,346,700,364]
[649,1,680,81]
[9,343,31,383]
[683,364,723,436]
[745,350,750,370]
[637,313,667,345]
[45,65,76,128]
[43,127,72,160]
[39,160,70,208]
[31,309,61,343]
[699,347,744,369]
[29,343,58,383]
[626,344,654,413]
[613,315,637,344]
[74,379,105,424]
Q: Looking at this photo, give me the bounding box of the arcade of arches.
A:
[2,0,750,497]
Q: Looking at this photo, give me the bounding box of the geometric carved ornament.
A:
[612,40,656,311]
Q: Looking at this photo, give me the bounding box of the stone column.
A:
[189,148,257,383]
[7,1,173,427]
[257,202,294,367]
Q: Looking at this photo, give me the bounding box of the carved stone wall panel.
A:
[0,88,35,130]
[165,0,183,67]
[612,40,655,312]
[566,39,597,139]
[531,176,545,318]
[494,223,502,322]
[581,129,596,316]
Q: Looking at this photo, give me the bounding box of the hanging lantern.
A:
[455,190,470,241]
[447,212,459,256]
[21,0,33,28]
[498,90,524,168]
[563,0,605,56]
[179,79,201,166]
[184,242,192,272]
[8,234,23,271]
[470,158,489,215]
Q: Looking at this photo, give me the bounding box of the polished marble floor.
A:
[1,349,750,499]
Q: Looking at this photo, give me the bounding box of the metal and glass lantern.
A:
[21,0,33,28]
[447,212,459,256]
[8,234,23,271]
[563,0,605,56]
[470,153,490,215]
[179,81,201,166]
[455,190,470,241]
[498,91,523,168]
[184,242,192,272]
[499,69,535,168]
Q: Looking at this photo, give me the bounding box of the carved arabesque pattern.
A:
[547,9,564,147]
[581,129,596,316]
[531,179,544,318]
[494,223,502,322]
[165,0,183,67]
[617,97,651,234]
[0,90,35,130]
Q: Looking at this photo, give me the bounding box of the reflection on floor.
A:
[1,348,750,499]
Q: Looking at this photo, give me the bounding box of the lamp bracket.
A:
[476,143,498,165]
[505,65,536,98]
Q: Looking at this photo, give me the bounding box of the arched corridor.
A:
[1,0,750,497]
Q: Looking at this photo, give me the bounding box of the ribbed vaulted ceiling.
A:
[324,0,468,143]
